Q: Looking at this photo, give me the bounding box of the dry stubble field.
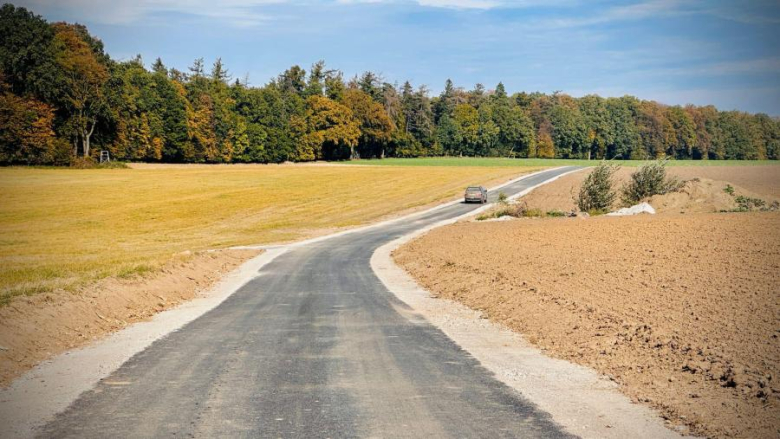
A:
[0,162,537,385]
[0,163,535,303]
[395,165,780,439]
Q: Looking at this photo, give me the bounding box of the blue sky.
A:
[17,0,780,115]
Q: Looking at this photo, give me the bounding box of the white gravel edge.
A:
[370,178,693,439]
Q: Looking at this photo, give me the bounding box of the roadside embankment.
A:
[0,249,260,387]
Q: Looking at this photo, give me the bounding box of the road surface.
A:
[41,167,581,438]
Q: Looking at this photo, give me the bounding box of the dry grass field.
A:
[0,163,535,304]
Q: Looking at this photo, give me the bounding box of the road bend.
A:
[41,167,581,439]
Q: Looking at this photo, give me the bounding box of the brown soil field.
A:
[522,165,780,214]
[395,166,780,439]
[0,248,259,387]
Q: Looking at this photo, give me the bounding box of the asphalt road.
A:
[40,167,581,439]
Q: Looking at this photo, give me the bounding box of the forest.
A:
[1,4,778,166]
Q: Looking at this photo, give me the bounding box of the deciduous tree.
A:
[342,88,394,158]
[52,23,109,158]
[295,96,360,160]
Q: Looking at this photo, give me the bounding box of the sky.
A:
[16,0,780,115]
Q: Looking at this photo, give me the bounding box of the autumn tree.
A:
[0,78,62,164]
[636,101,674,159]
[51,22,109,159]
[753,113,780,160]
[536,125,555,158]
[342,88,394,158]
[107,57,164,161]
[666,106,696,159]
[294,96,359,161]
[685,105,717,159]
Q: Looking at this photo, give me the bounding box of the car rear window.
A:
[467,187,481,191]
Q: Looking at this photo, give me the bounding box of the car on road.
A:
[464,186,488,204]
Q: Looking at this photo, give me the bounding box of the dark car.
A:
[464,186,488,204]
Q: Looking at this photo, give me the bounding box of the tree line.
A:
[1,4,778,166]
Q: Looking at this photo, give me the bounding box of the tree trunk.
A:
[82,118,96,158]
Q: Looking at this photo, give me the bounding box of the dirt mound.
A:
[649,178,777,214]
[395,213,780,439]
[669,166,780,198]
[0,249,260,387]
[521,165,780,214]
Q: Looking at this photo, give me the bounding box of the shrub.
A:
[475,213,492,221]
[70,157,129,169]
[493,206,514,217]
[523,207,544,217]
[621,159,682,205]
[69,157,97,169]
[97,161,129,169]
[721,183,775,212]
[476,203,570,220]
[586,208,609,216]
[734,195,765,211]
[497,191,508,204]
[577,161,619,212]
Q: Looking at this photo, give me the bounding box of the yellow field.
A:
[0,164,538,303]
